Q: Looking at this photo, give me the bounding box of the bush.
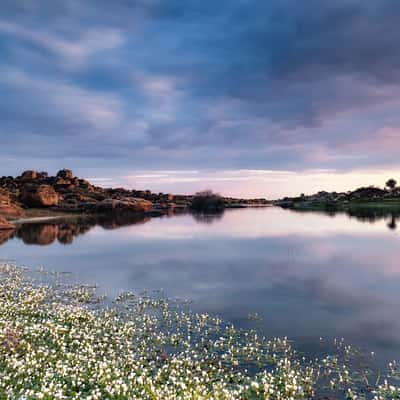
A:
[190,190,225,212]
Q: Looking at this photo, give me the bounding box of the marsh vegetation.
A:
[0,262,399,399]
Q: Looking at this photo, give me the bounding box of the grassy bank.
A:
[286,199,400,213]
[0,263,399,399]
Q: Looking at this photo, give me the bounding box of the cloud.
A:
[0,20,123,70]
[0,68,122,136]
[1,0,400,193]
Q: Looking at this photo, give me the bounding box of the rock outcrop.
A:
[20,170,38,181]
[20,185,59,207]
[0,215,15,230]
[56,169,74,179]
[93,198,153,213]
[0,189,24,218]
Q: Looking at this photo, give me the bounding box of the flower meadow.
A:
[0,262,399,400]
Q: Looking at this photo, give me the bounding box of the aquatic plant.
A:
[0,262,398,399]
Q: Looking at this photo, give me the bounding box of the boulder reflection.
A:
[9,214,152,246]
[0,229,14,245]
[1,211,228,246]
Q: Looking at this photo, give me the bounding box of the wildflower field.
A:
[0,262,399,399]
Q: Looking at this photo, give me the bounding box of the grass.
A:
[289,199,400,212]
[0,262,399,399]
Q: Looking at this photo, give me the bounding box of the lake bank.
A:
[274,185,400,216]
[277,198,400,212]
[0,169,270,230]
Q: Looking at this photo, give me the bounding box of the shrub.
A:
[190,190,225,212]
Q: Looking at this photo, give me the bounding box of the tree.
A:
[386,179,397,191]
[190,190,225,212]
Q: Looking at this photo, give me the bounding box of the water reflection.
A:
[347,209,400,229]
[2,214,152,246]
[0,207,400,365]
[191,210,225,224]
[387,215,398,230]
[1,207,399,248]
[0,229,13,245]
[0,211,228,246]
[290,207,400,231]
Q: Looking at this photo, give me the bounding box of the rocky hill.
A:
[0,169,269,229]
[0,169,182,225]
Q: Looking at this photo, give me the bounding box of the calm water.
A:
[1,207,400,363]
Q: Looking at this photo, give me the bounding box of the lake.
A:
[1,206,399,365]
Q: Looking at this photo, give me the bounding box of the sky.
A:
[1,0,400,199]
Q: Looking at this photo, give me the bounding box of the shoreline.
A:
[7,203,273,226]
[11,215,84,224]
[1,169,271,228]
[275,199,400,212]
[274,185,400,213]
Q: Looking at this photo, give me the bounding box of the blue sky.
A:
[1,0,400,198]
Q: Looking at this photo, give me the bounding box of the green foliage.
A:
[386,179,397,190]
[191,190,225,212]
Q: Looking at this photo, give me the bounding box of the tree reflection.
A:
[387,214,397,230]
[288,207,400,231]
[191,210,225,224]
